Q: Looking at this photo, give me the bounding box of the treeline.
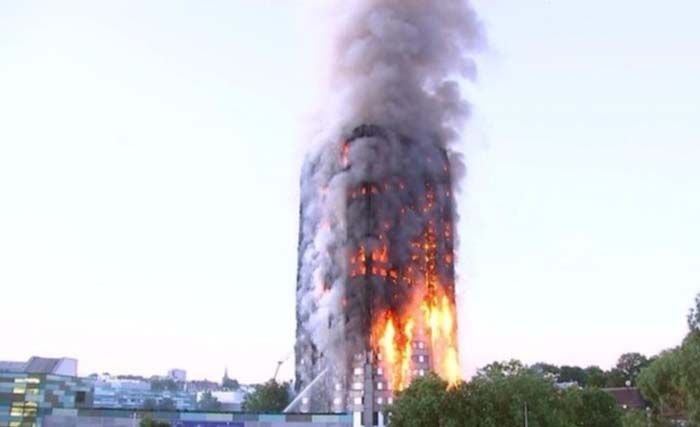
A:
[390,366,621,427]
[529,350,651,388]
[635,293,700,425]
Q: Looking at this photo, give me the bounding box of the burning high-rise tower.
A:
[293,1,482,424]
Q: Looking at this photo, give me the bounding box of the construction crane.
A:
[272,350,293,382]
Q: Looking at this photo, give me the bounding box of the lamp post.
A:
[645,406,652,427]
[524,402,529,427]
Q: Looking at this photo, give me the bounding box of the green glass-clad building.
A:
[0,372,92,427]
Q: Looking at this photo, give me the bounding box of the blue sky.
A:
[0,0,698,383]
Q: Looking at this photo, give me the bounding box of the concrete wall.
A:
[42,409,352,427]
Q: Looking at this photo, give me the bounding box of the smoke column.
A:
[295,0,483,411]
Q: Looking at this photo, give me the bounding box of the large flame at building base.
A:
[372,292,460,391]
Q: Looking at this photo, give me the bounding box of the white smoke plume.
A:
[295,0,483,410]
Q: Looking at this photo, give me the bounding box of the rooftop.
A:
[0,356,78,376]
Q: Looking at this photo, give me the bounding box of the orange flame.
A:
[341,142,350,167]
[372,313,415,391]
[352,187,461,391]
[421,295,460,387]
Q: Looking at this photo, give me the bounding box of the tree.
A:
[606,368,628,388]
[636,294,700,425]
[388,374,457,427]
[688,293,700,334]
[139,415,170,427]
[222,377,240,391]
[621,411,651,427]
[142,398,158,411]
[531,363,560,380]
[157,398,176,411]
[678,333,700,424]
[476,359,530,380]
[559,365,588,386]
[391,375,560,427]
[390,368,567,427]
[585,366,607,388]
[469,367,567,427]
[197,391,222,412]
[562,387,622,427]
[241,380,290,413]
[389,360,623,427]
[638,348,685,417]
[616,353,650,386]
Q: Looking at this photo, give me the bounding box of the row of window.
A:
[351,396,394,406]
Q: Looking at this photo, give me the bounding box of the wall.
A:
[42,409,352,427]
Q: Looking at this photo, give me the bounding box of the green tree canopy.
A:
[387,374,456,427]
[562,387,622,427]
[241,380,290,413]
[638,348,685,417]
[142,398,157,411]
[688,293,700,334]
[605,368,629,388]
[531,363,560,379]
[636,293,700,425]
[585,366,607,388]
[389,361,622,427]
[615,353,650,386]
[222,377,240,391]
[679,333,700,423]
[197,391,222,412]
[476,359,530,380]
[559,365,588,386]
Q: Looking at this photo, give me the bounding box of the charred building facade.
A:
[294,125,460,424]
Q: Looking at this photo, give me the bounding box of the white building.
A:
[168,369,187,382]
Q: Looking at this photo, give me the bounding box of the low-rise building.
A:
[91,375,195,410]
[603,387,648,411]
[0,357,93,427]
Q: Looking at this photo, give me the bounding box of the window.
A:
[15,378,40,384]
[75,391,87,404]
[376,382,383,390]
[418,355,425,363]
[376,397,383,404]
[376,368,383,375]
[353,397,362,405]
